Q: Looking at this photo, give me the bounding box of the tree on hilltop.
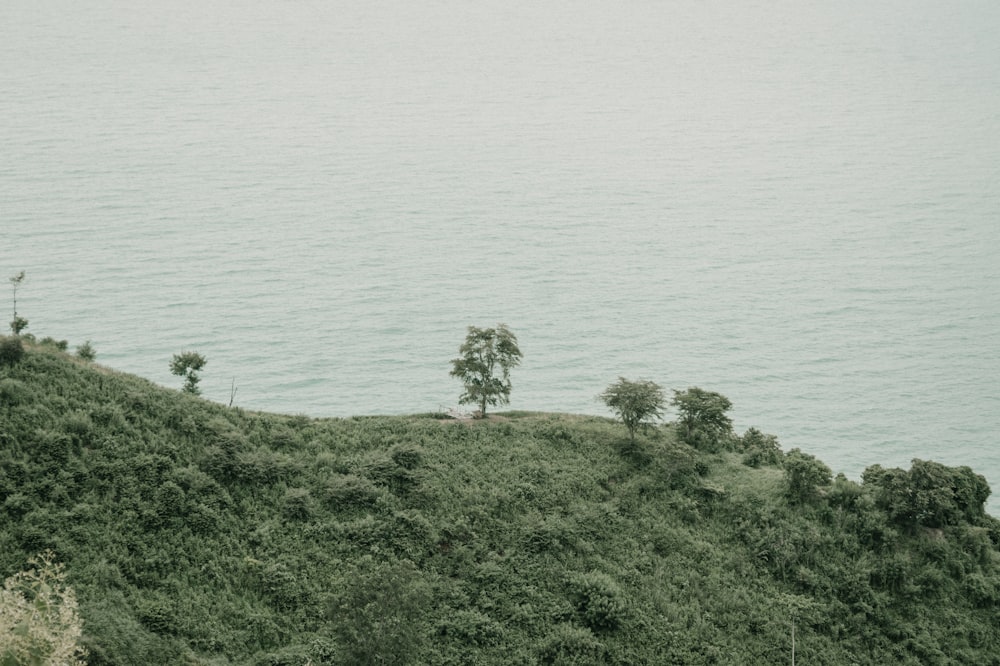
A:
[600,377,666,443]
[8,271,27,335]
[671,387,734,450]
[450,324,522,418]
[171,351,207,395]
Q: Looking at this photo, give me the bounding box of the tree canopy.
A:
[449,324,522,418]
[599,377,666,442]
[671,387,733,450]
[170,351,207,395]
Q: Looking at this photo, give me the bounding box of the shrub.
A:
[0,336,24,367]
[864,460,992,529]
[154,480,187,519]
[784,448,832,504]
[537,623,605,665]
[0,378,28,406]
[567,571,628,631]
[39,336,68,351]
[437,609,505,646]
[330,558,431,665]
[740,427,782,467]
[135,595,178,635]
[390,443,424,470]
[281,487,314,521]
[61,410,95,447]
[322,474,382,511]
[75,340,96,361]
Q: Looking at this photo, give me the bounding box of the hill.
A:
[2,337,999,664]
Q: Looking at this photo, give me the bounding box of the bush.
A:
[537,623,605,665]
[322,474,382,511]
[0,336,24,367]
[39,336,68,351]
[864,460,992,529]
[75,340,96,361]
[330,558,431,665]
[281,487,314,521]
[0,378,28,406]
[741,427,782,467]
[437,609,505,646]
[784,448,832,504]
[567,571,628,631]
[390,443,424,470]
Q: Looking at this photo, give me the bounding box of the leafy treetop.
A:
[450,324,522,418]
[671,387,734,450]
[170,351,207,395]
[599,377,666,442]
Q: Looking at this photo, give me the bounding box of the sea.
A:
[3,0,999,511]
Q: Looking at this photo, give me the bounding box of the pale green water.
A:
[3,0,999,507]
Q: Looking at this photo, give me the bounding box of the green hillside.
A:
[2,338,999,665]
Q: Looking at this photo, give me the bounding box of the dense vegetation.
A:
[1,337,999,664]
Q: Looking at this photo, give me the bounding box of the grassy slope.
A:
[1,342,999,665]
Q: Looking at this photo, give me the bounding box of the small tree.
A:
[170,351,207,395]
[450,324,522,418]
[671,387,734,450]
[600,377,665,442]
[75,340,96,362]
[9,271,27,335]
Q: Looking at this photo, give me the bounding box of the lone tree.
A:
[600,377,666,443]
[170,351,207,395]
[671,387,734,450]
[8,271,27,335]
[450,324,522,418]
[75,340,96,362]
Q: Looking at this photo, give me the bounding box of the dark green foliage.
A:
[864,459,991,530]
[536,623,605,665]
[1,347,999,665]
[0,377,29,405]
[280,487,313,521]
[330,558,432,665]
[740,427,783,467]
[599,377,665,442]
[0,335,25,366]
[321,474,382,511]
[671,387,734,451]
[784,448,832,503]
[566,570,627,631]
